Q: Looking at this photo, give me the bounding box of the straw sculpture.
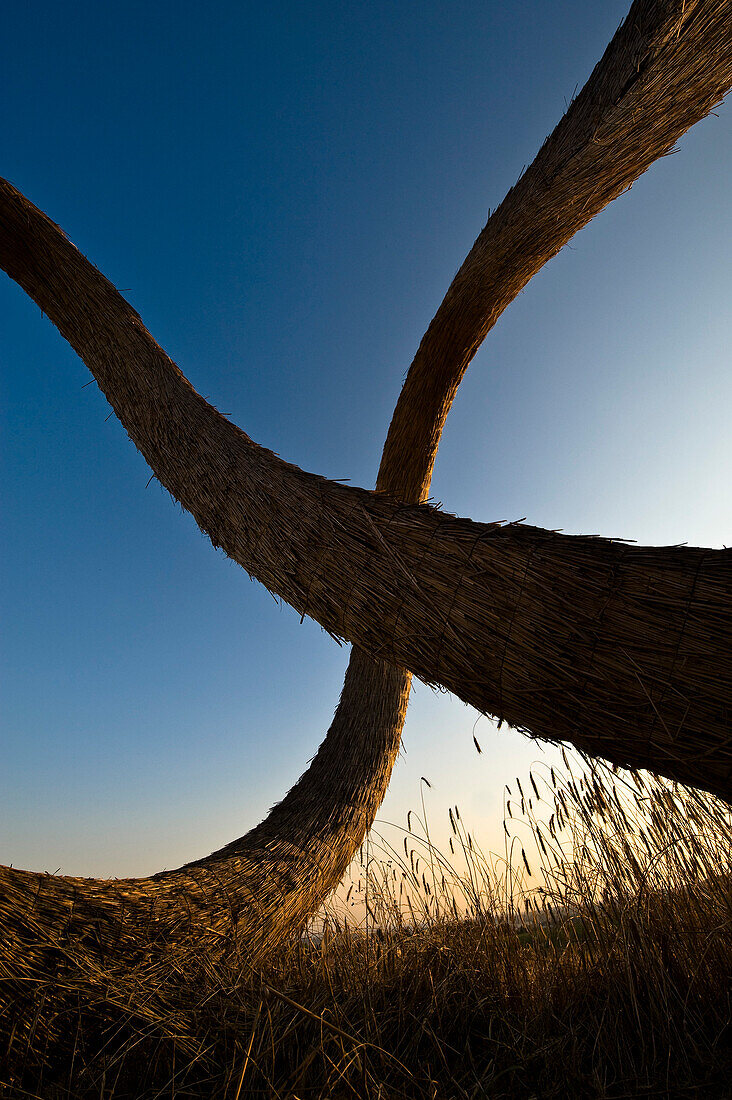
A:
[1,0,731,1047]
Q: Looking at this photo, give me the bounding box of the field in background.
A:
[2,752,731,1098]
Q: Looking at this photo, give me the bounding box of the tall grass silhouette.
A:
[3,748,730,1098]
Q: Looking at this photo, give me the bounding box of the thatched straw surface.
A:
[1,0,731,1053]
[377,0,732,499]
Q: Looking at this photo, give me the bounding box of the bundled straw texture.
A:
[1,0,731,1056]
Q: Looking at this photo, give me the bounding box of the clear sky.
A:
[1,2,730,878]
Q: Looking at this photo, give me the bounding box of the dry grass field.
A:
[2,753,730,1099]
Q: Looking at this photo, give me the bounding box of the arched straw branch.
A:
[1,0,731,1038]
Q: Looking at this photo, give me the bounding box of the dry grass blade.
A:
[259,980,413,1078]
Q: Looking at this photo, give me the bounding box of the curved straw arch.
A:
[1,0,731,1027]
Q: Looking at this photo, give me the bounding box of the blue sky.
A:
[2,1,730,877]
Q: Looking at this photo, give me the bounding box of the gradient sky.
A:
[1,1,730,878]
